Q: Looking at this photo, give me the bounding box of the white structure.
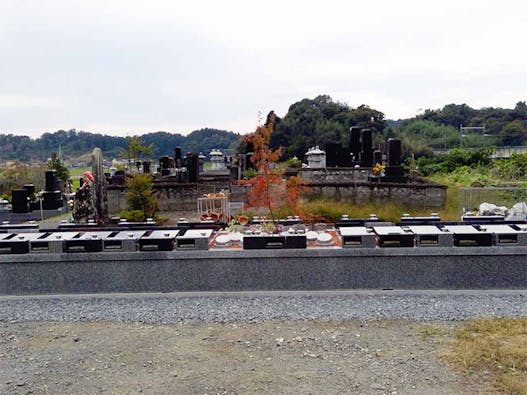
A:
[209,149,225,170]
[305,146,326,168]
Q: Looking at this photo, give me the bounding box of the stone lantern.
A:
[209,148,225,170]
[305,146,326,168]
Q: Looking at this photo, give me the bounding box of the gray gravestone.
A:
[91,147,108,223]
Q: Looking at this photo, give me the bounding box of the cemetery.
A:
[0,127,526,295]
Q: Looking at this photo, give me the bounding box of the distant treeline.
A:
[0,128,240,162]
[2,96,526,163]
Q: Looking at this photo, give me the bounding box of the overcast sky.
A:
[1,0,525,137]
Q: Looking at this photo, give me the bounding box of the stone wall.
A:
[305,181,446,207]
[296,168,446,207]
[298,168,370,182]
[108,170,446,214]
[108,176,231,215]
[1,247,526,294]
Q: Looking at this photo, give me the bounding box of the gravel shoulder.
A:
[1,290,525,323]
[1,320,485,395]
[1,290,524,394]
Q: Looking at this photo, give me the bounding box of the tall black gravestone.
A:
[186,153,200,182]
[42,170,62,209]
[384,138,406,182]
[11,189,29,213]
[360,129,373,167]
[349,126,362,163]
[373,150,383,166]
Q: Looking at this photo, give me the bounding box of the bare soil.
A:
[0,320,487,395]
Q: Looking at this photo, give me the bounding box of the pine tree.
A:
[47,153,70,184]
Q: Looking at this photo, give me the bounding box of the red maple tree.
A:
[242,113,308,222]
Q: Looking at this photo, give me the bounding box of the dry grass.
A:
[300,195,460,223]
[441,318,527,394]
[420,324,448,339]
[296,175,463,223]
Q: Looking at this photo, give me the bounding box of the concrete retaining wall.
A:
[1,247,525,294]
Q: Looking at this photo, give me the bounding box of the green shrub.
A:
[286,157,302,168]
[242,168,258,179]
[125,174,158,221]
[491,153,527,181]
[0,193,11,203]
[416,148,495,176]
[119,210,147,222]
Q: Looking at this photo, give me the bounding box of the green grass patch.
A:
[68,167,91,190]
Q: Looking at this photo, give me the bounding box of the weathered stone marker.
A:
[91,147,108,224]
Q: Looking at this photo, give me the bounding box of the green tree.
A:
[513,101,527,117]
[120,136,154,170]
[421,103,476,129]
[500,120,525,146]
[183,128,240,155]
[399,119,459,150]
[270,95,386,159]
[125,174,158,221]
[124,136,154,160]
[47,153,70,185]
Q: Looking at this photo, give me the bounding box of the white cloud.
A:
[0,0,525,136]
[0,95,63,109]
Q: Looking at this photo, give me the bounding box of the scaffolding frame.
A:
[197,196,230,222]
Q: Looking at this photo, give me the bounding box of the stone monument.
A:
[91,147,108,224]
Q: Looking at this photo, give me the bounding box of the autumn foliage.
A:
[242,113,308,220]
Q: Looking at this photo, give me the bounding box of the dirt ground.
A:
[0,320,487,395]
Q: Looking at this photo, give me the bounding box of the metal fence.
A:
[461,187,527,216]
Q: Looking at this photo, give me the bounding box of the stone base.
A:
[1,248,525,294]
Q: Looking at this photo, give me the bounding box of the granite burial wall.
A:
[0,247,525,294]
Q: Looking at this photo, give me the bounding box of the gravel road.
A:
[1,290,525,323]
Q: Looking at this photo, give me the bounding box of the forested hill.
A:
[269,96,527,159]
[384,101,527,156]
[270,95,387,159]
[0,128,241,162]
